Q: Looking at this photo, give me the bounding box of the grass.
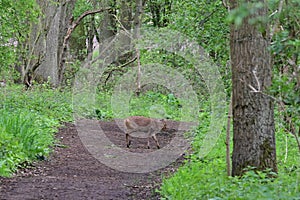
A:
[159,104,300,200]
[0,85,189,176]
[1,84,299,199]
[0,82,192,176]
[79,90,189,121]
[0,109,55,176]
[0,84,73,176]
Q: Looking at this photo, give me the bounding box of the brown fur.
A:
[124,116,166,149]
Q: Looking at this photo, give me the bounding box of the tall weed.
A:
[0,85,73,176]
[0,110,54,176]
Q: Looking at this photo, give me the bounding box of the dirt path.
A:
[0,120,186,200]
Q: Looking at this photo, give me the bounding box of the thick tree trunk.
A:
[57,0,76,86]
[230,0,277,176]
[97,0,117,63]
[28,0,75,87]
[119,0,133,47]
[98,0,116,43]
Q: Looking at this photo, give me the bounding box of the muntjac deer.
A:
[124,116,167,149]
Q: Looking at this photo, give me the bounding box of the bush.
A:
[159,102,300,200]
[0,85,73,176]
[0,109,54,176]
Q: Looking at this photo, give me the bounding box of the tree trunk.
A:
[230,0,277,176]
[86,14,96,61]
[134,0,143,96]
[98,0,116,43]
[97,0,117,63]
[57,0,76,86]
[120,0,133,31]
[28,0,76,87]
[119,0,133,48]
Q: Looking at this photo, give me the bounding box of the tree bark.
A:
[230,0,277,176]
[97,0,117,63]
[226,94,233,176]
[98,0,117,43]
[26,0,76,87]
[58,7,110,85]
[134,0,143,96]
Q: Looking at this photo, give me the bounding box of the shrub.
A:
[0,109,54,177]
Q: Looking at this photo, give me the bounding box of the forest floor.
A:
[0,120,187,200]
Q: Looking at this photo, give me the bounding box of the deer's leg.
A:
[147,137,151,149]
[152,134,160,149]
[147,130,152,149]
[126,133,131,148]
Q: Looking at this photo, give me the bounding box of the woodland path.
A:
[0,120,187,200]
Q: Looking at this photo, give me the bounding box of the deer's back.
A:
[126,116,151,127]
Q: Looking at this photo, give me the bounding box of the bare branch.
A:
[112,14,133,38]
[117,56,138,68]
[66,8,111,42]
[222,0,230,10]
[270,0,285,39]
[104,56,138,85]
[226,94,233,176]
[58,7,111,85]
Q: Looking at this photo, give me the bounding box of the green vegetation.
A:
[0,85,73,176]
[1,84,299,198]
[158,0,300,198]
[0,0,39,80]
[0,109,54,176]
[0,0,299,199]
[80,91,186,121]
[159,103,300,199]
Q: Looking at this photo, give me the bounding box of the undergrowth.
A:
[81,90,188,121]
[1,84,299,200]
[0,85,73,177]
[159,103,300,200]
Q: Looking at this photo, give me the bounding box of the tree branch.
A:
[270,0,285,39]
[226,93,232,176]
[58,7,111,85]
[66,8,111,42]
[104,56,137,86]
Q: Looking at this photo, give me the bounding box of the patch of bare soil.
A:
[0,120,186,200]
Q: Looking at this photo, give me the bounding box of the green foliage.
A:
[166,0,230,90]
[128,91,183,120]
[0,0,40,80]
[72,0,93,19]
[227,2,265,27]
[140,49,209,98]
[159,102,300,200]
[269,0,300,135]
[158,0,300,196]
[0,109,54,177]
[0,85,73,122]
[78,90,184,121]
[0,85,73,176]
[143,0,172,27]
[161,161,299,200]
[271,72,300,128]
